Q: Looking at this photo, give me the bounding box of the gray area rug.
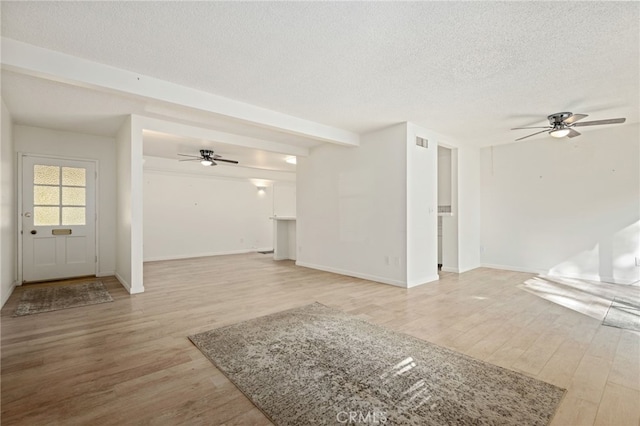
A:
[603,298,640,332]
[189,302,565,425]
[13,281,113,317]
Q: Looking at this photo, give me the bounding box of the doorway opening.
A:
[437,145,458,273]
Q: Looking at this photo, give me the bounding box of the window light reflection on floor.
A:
[518,275,639,321]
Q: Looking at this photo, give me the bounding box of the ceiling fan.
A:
[178,149,239,166]
[511,112,626,141]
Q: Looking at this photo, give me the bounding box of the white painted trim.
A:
[17,153,100,282]
[407,275,440,288]
[142,165,294,183]
[545,272,638,286]
[481,263,542,275]
[115,272,130,292]
[141,118,310,157]
[2,38,360,147]
[94,158,101,276]
[115,272,144,294]
[481,263,639,286]
[16,152,23,284]
[457,265,481,274]
[441,266,460,273]
[129,285,145,294]
[295,261,407,288]
[1,281,17,308]
[96,271,115,278]
[144,248,273,263]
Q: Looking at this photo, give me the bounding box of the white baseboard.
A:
[441,266,459,273]
[115,272,131,292]
[143,248,273,262]
[1,281,17,308]
[115,272,146,294]
[129,285,145,294]
[407,275,440,288]
[481,263,639,286]
[96,271,115,278]
[295,261,407,288]
[547,271,639,286]
[481,263,543,275]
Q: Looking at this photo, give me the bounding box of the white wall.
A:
[406,123,439,286]
[457,146,481,272]
[115,116,144,294]
[273,183,296,217]
[297,123,408,286]
[438,146,452,206]
[143,167,274,261]
[1,99,16,307]
[272,182,297,261]
[13,124,117,278]
[481,124,640,285]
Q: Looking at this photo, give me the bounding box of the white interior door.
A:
[22,155,96,283]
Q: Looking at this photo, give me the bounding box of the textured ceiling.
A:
[1,1,638,147]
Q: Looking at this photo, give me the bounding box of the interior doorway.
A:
[437,145,458,273]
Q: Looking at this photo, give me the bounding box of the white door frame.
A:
[17,152,100,284]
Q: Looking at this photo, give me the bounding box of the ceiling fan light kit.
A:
[511,112,626,141]
[550,128,570,138]
[178,149,239,166]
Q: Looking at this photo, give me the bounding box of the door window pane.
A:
[62,207,85,225]
[34,186,60,205]
[62,187,85,206]
[34,207,60,226]
[32,164,89,227]
[34,165,60,185]
[62,167,86,187]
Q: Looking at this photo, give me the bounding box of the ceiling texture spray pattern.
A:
[1,1,638,155]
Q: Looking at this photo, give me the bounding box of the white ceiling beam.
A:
[141,116,309,157]
[1,38,360,147]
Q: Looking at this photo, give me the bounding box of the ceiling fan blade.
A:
[563,113,588,124]
[515,129,550,141]
[215,158,239,164]
[567,128,581,138]
[511,126,551,130]
[572,118,626,127]
[178,158,202,162]
[177,154,200,158]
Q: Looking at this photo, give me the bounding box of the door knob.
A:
[24,212,32,218]
[30,230,37,235]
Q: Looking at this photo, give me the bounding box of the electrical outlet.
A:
[636,257,640,267]
[384,256,390,266]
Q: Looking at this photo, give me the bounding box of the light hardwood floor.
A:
[2,254,639,425]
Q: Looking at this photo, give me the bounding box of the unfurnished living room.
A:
[0,2,638,425]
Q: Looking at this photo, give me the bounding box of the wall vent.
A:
[416,137,429,148]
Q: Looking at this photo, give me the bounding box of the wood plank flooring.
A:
[1,254,639,425]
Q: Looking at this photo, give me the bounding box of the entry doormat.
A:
[189,302,565,425]
[13,281,113,317]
